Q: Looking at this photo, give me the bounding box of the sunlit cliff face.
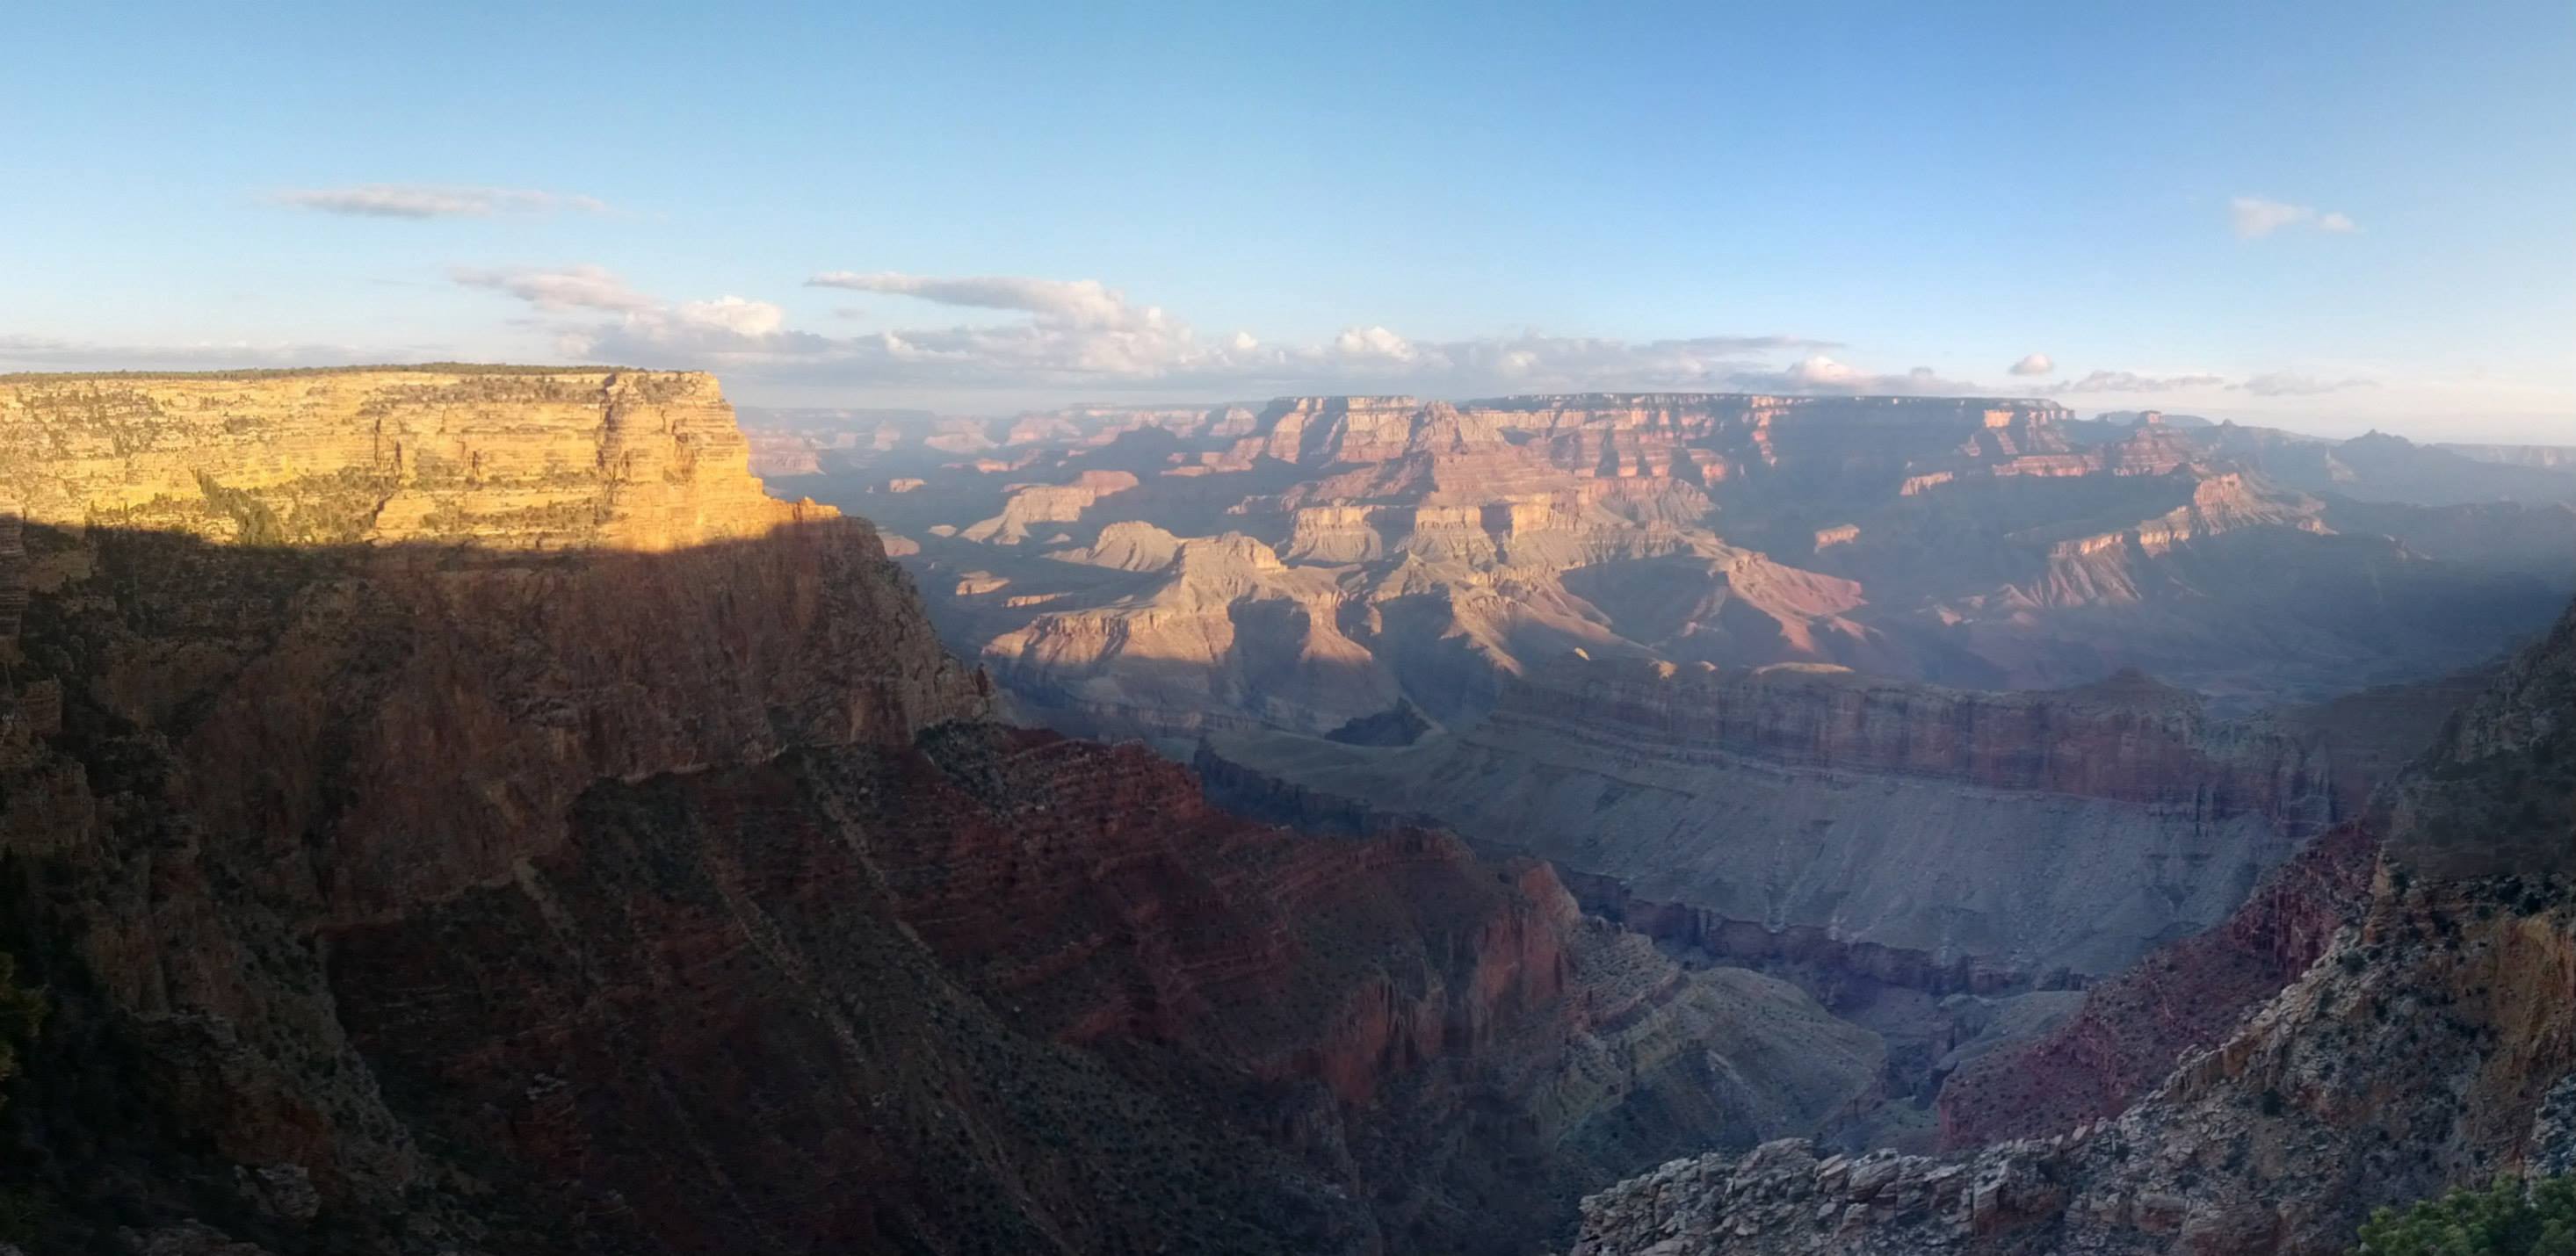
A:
[0,368,811,551]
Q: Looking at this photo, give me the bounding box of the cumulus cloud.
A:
[1332,325,1419,363]
[2236,371,2377,396]
[2008,352,2053,376]
[2066,369,2229,393]
[273,184,611,219]
[2230,196,2360,239]
[673,295,786,338]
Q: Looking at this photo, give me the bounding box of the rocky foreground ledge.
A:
[1571,1130,2101,1256]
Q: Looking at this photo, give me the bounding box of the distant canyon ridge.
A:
[753,393,2575,739]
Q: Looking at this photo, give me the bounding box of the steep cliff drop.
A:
[0,369,1878,1256]
[1568,592,2576,1256]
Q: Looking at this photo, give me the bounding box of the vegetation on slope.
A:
[2358,1176,2576,1256]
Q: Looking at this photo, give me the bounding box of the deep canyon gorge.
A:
[0,368,2567,1255]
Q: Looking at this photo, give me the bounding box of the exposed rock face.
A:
[1934,822,2380,1148]
[0,368,1879,1255]
[1567,593,2576,1256]
[2383,594,2576,880]
[1,368,807,550]
[1204,655,2465,980]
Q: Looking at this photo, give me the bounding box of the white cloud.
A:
[1332,325,1419,362]
[2236,371,2377,396]
[2008,352,2053,376]
[1780,355,1866,387]
[452,264,655,313]
[779,271,1838,393]
[2065,369,2230,393]
[273,184,611,219]
[463,265,1981,399]
[807,272,1159,331]
[674,296,785,338]
[2230,196,2360,239]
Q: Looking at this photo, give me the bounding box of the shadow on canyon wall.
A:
[0,515,1875,1256]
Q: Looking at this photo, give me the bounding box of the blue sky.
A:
[4,1,2570,438]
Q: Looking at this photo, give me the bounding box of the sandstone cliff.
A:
[1,367,813,550]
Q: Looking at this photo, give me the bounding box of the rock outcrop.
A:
[1934,822,2380,1148]
[0,367,1880,1256]
[1567,592,2576,1256]
[1,368,809,550]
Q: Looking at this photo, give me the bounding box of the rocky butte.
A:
[0,367,1887,1256]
